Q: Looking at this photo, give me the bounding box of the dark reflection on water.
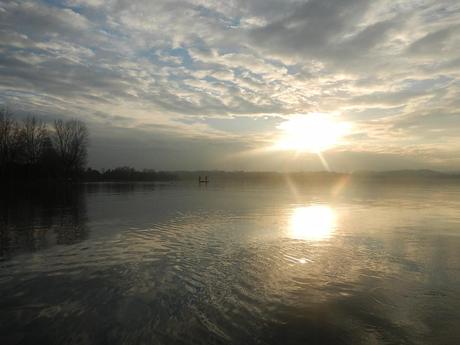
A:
[0,184,88,261]
[1,181,460,344]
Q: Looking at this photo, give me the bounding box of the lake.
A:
[1,180,460,344]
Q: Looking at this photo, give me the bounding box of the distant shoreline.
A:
[3,169,460,184]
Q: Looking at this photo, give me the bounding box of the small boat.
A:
[198,175,209,183]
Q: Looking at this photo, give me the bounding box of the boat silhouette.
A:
[198,175,209,183]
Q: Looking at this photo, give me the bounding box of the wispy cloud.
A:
[1,0,459,170]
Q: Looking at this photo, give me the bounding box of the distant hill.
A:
[351,169,460,181]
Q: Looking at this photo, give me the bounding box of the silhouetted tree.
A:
[82,166,177,181]
[0,108,90,181]
[53,119,88,178]
[84,167,101,180]
[17,117,48,167]
[0,107,18,176]
[0,108,175,182]
[39,135,59,178]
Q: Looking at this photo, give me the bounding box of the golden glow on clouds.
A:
[275,113,350,153]
[289,205,336,241]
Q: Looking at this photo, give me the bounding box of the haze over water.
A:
[1,181,460,345]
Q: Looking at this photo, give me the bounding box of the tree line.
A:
[1,107,178,182]
[84,166,177,182]
[0,107,88,181]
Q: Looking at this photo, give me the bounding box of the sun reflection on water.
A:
[289,205,336,241]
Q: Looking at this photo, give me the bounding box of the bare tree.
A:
[0,107,19,170]
[53,119,88,177]
[18,116,48,165]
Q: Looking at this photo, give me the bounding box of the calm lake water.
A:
[1,180,460,344]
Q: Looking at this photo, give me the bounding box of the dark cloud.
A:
[408,27,457,56]
[0,1,95,42]
[249,0,370,59]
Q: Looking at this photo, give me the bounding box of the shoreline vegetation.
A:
[5,169,459,185]
[82,167,460,184]
[1,108,88,181]
[84,167,177,182]
[3,108,460,184]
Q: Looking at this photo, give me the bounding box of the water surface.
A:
[1,181,460,344]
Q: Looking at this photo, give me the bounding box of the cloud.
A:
[408,26,458,56]
[249,0,370,58]
[0,0,459,170]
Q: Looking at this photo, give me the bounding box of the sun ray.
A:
[317,151,331,171]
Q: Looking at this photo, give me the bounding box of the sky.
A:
[1,0,459,171]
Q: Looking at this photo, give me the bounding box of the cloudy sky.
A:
[1,0,459,171]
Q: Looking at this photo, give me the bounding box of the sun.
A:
[275,113,349,153]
